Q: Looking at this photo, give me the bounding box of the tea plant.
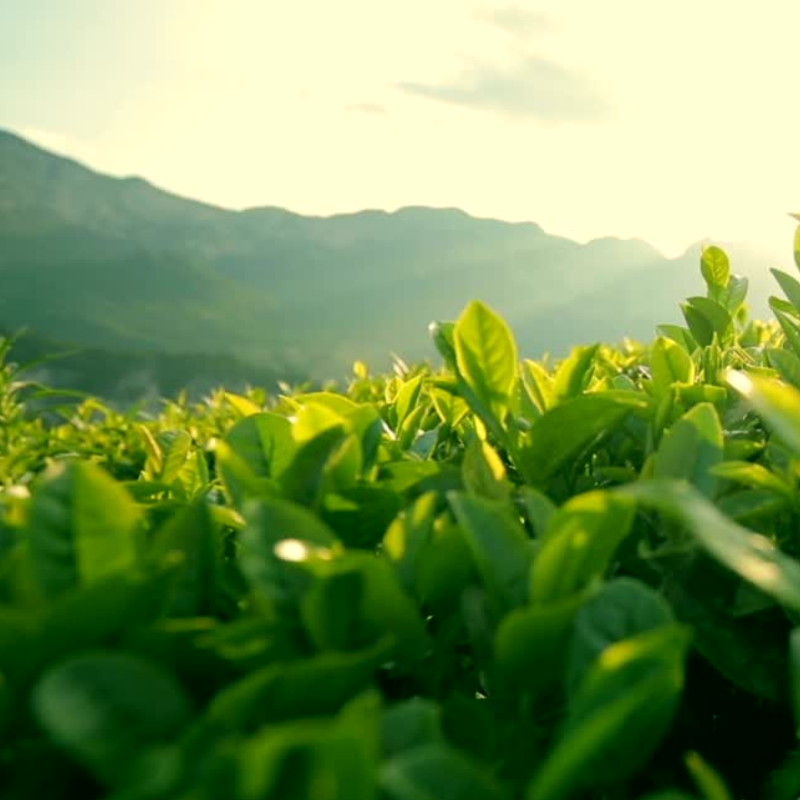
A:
[3,227,800,798]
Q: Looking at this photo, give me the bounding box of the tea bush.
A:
[3,229,800,798]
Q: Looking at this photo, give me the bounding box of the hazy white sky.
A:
[2,1,800,257]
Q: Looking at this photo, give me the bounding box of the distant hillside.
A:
[0,128,791,381]
[1,327,306,406]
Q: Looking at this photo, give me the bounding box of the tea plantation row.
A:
[3,235,800,798]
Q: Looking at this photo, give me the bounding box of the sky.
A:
[2,0,799,258]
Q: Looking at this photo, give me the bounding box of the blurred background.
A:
[1,1,799,402]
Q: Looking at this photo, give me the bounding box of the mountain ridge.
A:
[0,129,662,252]
[0,126,789,381]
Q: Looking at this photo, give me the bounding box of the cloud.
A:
[346,102,387,115]
[396,56,609,122]
[482,5,553,38]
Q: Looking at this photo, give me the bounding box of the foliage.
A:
[4,232,800,799]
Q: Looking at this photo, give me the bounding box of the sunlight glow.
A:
[273,539,312,562]
[3,1,799,256]
[273,539,334,563]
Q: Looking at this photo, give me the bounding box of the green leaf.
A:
[382,493,438,595]
[637,794,697,800]
[280,426,356,507]
[681,297,734,347]
[239,497,339,609]
[138,424,163,475]
[718,489,791,524]
[709,460,793,499]
[0,607,40,686]
[322,486,402,550]
[292,392,360,417]
[650,336,695,394]
[652,403,723,497]
[765,347,800,390]
[429,386,469,428]
[201,639,391,734]
[299,565,366,652]
[380,743,507,800]
[462,439,510,501]
[345,404,384,472]
[381,699,443,758]
[219,709,378,800]
[394,375,424,430]
[770,295,799,318]
[150,501,220,617]
[291,403,347,445]
[718,274,749,315]
[219,413,295,506]
[675,383,727,412]
[656,324,699,354]
[495,591,586,697]
[214,441,279,509]
[522,392,649,483]
[519,486,557,537]
[775,309,800,360]
[349,553,431,662]
[521,359,555,415]
[414,518,475,613]
[224,413,295,480]
[661,554,785,699]
[454,300,518,421]
[790,628,800,737]
[530,491,635,603]
[32,650,192,786]
[552,345,598,403]
[624,479,800,613]
[527,625,691,800]
[26,461,141,600]
[156,430,192,484]
[565,577,674,694]
[397,404,427,451]
[793,222,800,271]
[449,492,532,610]
[685,752,733,800]
[772,268,800,314]
[428,320,457,370]
[224,391,262,417]
[682,303,716,347]
[728,369,800,459]
[701,245,731,290]
[39,568,177,668]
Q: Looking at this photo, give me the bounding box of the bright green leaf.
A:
[454,300,518,421]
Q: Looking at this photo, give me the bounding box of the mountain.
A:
[0,128,792,386]
[1,325,304,407]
